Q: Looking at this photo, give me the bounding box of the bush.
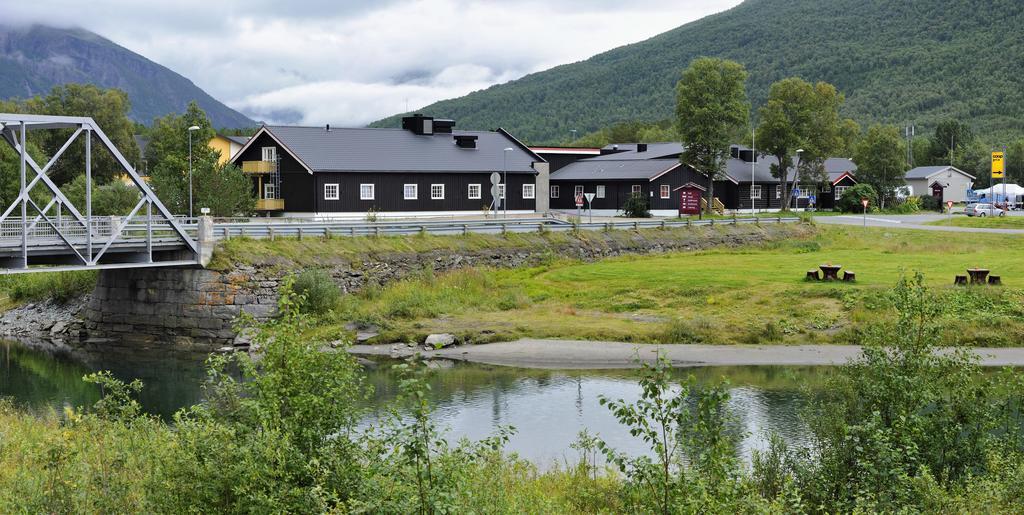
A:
[836,183,878,212]
[289,270,340,315]
[621,193,651,218]
[919,194,943,212]
[0,270,96,303]
[887,195,921,214]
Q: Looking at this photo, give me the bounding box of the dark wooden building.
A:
[548,142,857,215]
[230,115,548,217]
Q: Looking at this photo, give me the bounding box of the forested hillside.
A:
[372,0,1024,144]
[0,25,255,128]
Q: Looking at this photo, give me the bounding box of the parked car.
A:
[965,203,1006,217]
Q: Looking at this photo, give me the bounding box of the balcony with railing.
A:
[242,160,277,174]
[255,198,285,211]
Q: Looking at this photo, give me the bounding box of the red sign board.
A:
[861,198,870,208]
[946,200,954,209]
[679,187,702,215]
[575,194,584,207]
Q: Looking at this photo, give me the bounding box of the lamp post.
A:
[503,147,513,219]
[187,125,200,219]
[751,128,756,216]
[794,149,804,210]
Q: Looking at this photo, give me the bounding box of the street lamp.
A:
[187,125,201,218]
[794,149,804,210]
[503,148,513,219]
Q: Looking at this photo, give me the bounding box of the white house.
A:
[904,166,975,203]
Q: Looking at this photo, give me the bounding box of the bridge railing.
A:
[0,216,199,246]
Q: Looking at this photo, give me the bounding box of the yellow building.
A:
[208,134,250,164]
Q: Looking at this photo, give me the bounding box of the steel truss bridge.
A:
[0,114,199,274]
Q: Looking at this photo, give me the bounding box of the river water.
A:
[1,339,833,466]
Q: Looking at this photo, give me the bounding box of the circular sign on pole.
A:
[489,172,501,186]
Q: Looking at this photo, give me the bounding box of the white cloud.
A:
[1,0,741,126]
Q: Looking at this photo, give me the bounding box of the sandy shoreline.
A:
[348,339,1024,369]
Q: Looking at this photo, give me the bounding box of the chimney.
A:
[454,135,478,149]
[636,143,648,152]
[326,124,331,132]
[730,146,739,159]
[402,114,434,135]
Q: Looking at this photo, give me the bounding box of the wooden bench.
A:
[843,271,856,282]
[806,270,820,281]
[954,275,968,286]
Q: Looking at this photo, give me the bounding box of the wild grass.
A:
[0,270,96,305]
[322,225,1024,345]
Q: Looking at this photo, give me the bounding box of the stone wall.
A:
[76,223,808,351]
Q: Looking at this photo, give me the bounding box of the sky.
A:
[3,0,742,126]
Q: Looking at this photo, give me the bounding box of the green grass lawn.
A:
[324,225,1024,347]
[926,216,1024,229]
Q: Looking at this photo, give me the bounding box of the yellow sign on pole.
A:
[992,151,1005,179]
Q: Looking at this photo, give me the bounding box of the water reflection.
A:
[1,339,830,466]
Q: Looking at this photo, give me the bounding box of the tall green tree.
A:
[756,78,849,210]
[853,125,907,209]
[147,102,253,216]
[675,57,750,214]
[927,119,975,168]
[23,84,140,185]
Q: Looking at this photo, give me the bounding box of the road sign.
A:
[861,198,869,208]
[992,152,1005,179]
[489,172,501,186]
[946,200,954,209]
[584,193,595,203]
[793,188,801,197]
[575,194,584,207]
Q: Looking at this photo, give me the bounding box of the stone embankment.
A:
[4,223,810,352]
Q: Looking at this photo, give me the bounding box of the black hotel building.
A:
[230,115,549,217]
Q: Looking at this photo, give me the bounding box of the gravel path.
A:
[349,339,1024,369]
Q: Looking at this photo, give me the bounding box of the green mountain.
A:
[0,24,255,128]
[372,0,1024,143]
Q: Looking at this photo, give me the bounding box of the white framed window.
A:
[802,185,817,198]
[498,184,506,200]
[468,183,481,199]
[324,183,339,200]
[431,184,445,200]
[822,183,832,193]
[263,183,277,199]
[775,185,782,199]
[360,183,375,200]
[522,183,535,199]
[574,185,584,197]
[751,185,762,200]
[660,184,670,199]
[403,184,418,200]
[835,185,850,199]
[631,184,642,195]
[596,185,606,199]
[261,146,276,162]
[550,185,560,198]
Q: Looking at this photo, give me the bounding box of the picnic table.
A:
[967,268,990,285]
[819,264,842,281]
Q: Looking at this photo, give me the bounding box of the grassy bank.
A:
[0,271,96,309]
[310,225,1024,346]
[926,216,1024,229]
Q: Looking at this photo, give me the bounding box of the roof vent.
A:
[739,149,757,162]
[326,124,331,132]
[730,145,739,159]
[402,114,434,135]
[637,143,648,152]
[454,135,478,149]
[434,119,456,134]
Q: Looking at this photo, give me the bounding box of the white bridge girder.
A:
[0,113,199,274]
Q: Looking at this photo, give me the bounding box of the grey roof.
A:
[256,126,537,173]
[225,135,250,146]
[590,142,684,161]
[550,158,680,181]
[134,135,149,156]
[725,156,857,183]
[905,165,975,180]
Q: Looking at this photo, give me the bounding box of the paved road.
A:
[350,339,1024,369]
[814,213,1024,234]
